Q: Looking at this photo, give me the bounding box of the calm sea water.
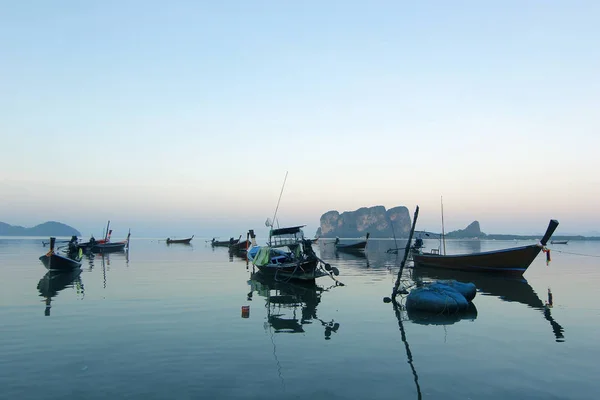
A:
[1,237,600,399]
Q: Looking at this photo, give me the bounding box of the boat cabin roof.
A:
[270,225,306,236]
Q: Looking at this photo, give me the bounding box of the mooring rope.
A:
[549,248,600,258]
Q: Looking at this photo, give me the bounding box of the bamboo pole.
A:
[386,205,419,301]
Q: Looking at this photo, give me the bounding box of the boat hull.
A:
[255,259,324,281]
[91,242,127,253]
[336,241,367,252]
[39,253,82,271]
[166,237,193,244]
[212,239,239,247]
[412,244,543,276]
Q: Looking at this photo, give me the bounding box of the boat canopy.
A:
[254,247,272,267]
[271,226,306,236]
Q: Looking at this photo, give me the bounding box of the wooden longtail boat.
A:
[39,237,82,271]
[91,230,130,254]
[211,236,240,247]
[247,226,332,282]
[335,233,370,253]
[412,219,559,276]
[551,240,568,245]
[166,235,194,244]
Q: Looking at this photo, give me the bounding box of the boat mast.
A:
[104,220,110,242]
[390,221,398,251]
[441,197,446,256]
[270,171,288,241]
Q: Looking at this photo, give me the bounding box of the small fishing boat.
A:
[91,240,128,253]
[166,235,194,244]
[335,233,370,252]
[230,239,251,253]
[247,226,336,282]
[90,229,130,254]
[412,219,559,276]
[211,236,240,247]
[39,237,82,271]
[551,240,568,245]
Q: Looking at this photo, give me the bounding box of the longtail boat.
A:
[39,237,82,271]
[90,229,130,254]
[166,235,194,244]
[335,233,370,253]
[247,226,334,282]
[412,219,559,276]
[211,236,240,247]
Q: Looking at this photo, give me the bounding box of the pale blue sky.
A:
[1,1,599,237]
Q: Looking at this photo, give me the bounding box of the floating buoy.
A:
[241,305,250,318]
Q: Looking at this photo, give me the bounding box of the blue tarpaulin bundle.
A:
[406,280,476,314]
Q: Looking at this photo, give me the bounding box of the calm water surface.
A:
[1,237,600,399]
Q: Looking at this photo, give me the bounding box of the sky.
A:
[1,1,599,238]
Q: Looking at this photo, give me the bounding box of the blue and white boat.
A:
[247,225,332,282]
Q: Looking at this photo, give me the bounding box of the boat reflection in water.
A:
[318,241,370,269]
[37,269,84,316]
[86,248,129,271]
[247,272,340,340]
[410,267,565,342]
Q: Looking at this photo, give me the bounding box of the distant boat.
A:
[412,220,559,276]
[335,233,370,253]
[78,221,129,253]
[39,237,82,271]
[551,240,568,245]
[89,229,130,254]
[166,235,194,244]
[230,239,251,253]
[211,236,240,247]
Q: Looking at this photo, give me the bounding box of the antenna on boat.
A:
[270,171,288,232]
[441,196,446,256]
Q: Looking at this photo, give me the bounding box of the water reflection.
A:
[410,267,565,342]
[247,272,340,340]
[86,249,129,270]
[37,269,84,316]
[390,290,478,399]
[406,303,478,326]
[229,247,247,263]
[319,243,371,268]
[391,299,423,400]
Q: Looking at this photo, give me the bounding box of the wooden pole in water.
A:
[387,205,419,300]
[441,197,446,256]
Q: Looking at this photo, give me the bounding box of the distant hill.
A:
[421,221,600,241]
[0,221,81,237]
[318,205,411,238]
[445,221,483,239]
